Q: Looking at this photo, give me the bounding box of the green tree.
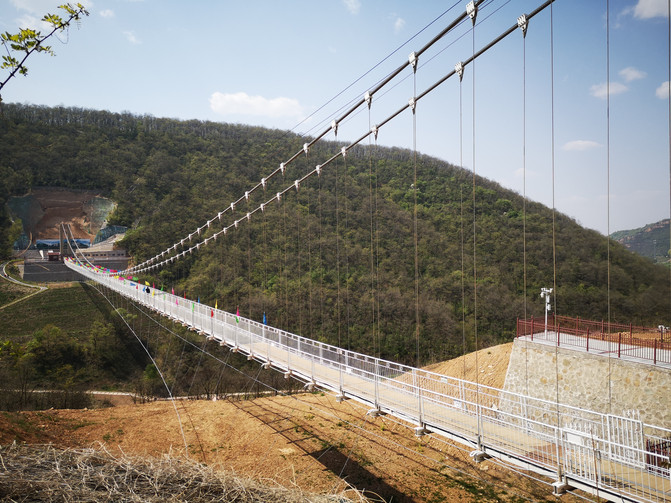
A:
[0,3,89,102]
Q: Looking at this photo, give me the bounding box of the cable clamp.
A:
[276,192,282,202]
[230,202,235,211]
[279,162,285,175]
[245,191,250,201]
[246,212,251,221]
[341,146,347,158]
[371,124,378,140]
[294,179,300,191]
[455,61,464,81]
[467,1,477,25]
[517,14,528,38]
[261,177,267,189]
[315,164,321,176]
[409,98,416,113]
[364,90,372,109]
[234,220,239,228]
[303,142,309,155]
[331,120,338,136]
[408,51,418,72]
[260,203,265,212]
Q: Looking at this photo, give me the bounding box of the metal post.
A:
[618,332,622,358]
[654,339,657,365]
[586,328,590,353]
[374,360,380,410]
[541,288,552,338]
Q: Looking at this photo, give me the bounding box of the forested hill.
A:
[1,103,668,365]
[610,219,670,264]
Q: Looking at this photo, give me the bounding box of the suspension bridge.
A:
[58,1,671,501]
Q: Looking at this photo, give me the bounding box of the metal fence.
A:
[517,316,671,366]
[67,260,671,503]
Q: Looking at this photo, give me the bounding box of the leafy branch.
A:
[0,3,89,103]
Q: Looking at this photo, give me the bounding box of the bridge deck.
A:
[66,260,671,503]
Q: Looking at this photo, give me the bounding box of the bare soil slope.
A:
[10,188,115,240]
[0,344,581,502]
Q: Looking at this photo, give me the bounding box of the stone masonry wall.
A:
[502,338,671,429]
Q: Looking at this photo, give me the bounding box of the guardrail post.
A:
[374,360,380,409]
[338,349,344,397]
[311,352,315,383]
[415,369,424,427]
[586,328,590,353]
[618,332,622,358]
[654,339,657,365]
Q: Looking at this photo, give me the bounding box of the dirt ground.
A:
[15,188,112,241]
[0,343,590,502]
[423,343,513,389]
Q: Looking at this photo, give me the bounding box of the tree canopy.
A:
[0,3,89,103]
[1,103,668,366]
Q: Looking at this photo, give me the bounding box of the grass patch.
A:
[0,283,104,342]
[0,277,37,306]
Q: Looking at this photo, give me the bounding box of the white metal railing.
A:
[66,259,671,503]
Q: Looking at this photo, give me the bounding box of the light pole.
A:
[540,287,553,338]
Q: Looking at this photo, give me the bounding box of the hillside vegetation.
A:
[1,104,669,367]
[611,219,670,264]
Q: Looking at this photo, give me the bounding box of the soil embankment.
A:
[8,188,116,241]
[0,344,586,502]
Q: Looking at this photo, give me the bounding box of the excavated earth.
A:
[0,343,588,502]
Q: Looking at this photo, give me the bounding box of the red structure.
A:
[516,315,671,366]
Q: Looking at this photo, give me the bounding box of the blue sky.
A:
[1,0,669,235]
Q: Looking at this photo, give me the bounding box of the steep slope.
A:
[611,219,670,264]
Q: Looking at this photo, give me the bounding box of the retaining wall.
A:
[502,338,671,429]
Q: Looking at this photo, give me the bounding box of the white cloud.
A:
[563,140,602,152]
[394,17,406,34]
[99,9,115,18]
[590,81,628,99]
[656,81,670,99]
[15,14,42,30]
[123,31,141,45]
[209,92,304,119]
[631,0,669,19]
[619,66,646,82]
[343,0,361,15]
